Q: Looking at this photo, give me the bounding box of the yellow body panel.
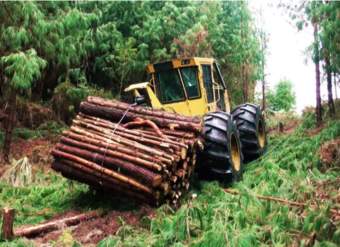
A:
[125,57,230,117]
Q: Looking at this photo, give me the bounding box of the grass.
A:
[1,118,339,246]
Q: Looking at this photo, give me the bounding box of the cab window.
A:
[180,67,200,99]
[202,65,214,103]
[155,70,185,103]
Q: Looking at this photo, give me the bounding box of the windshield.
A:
[180,67,200,99]
[155,70,185,103]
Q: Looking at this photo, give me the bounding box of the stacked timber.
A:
[51,97,203,206]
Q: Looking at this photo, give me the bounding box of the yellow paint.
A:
[125,57,230,117]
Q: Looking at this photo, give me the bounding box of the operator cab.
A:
[124,57,231,117]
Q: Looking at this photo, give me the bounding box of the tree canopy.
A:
[0,1,263,105]
[286,0,339,122]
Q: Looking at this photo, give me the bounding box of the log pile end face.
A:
[51,97,201,206]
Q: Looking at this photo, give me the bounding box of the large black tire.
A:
[231,103,267,162]
[198,111,243,181]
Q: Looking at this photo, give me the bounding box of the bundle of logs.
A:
[51,96,203,206]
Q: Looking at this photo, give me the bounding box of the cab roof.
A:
[146,57,215,73]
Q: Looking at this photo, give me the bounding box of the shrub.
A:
[267,79,296,112]
[51,81,113,124]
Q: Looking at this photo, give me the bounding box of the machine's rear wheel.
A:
[231,103,267,162]
[198,111,243,181]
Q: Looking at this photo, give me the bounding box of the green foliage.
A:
[97,119,338,246]
[10,122,66,140]
[265,111,299,130]
[0,173,89,227]
[37,120,67,136]
[267,79,296,112]
[288,1,340,81]
[13,128,40,140]
[1,49,46,90]
[0,1,262,106]
[52,81,113,123]
[301,108,317,129]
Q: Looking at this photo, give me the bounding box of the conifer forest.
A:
[0,1,339,246]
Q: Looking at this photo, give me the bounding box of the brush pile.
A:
[51,96,203,206]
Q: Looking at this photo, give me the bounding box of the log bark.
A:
[71,127,174,167]
[2,207,15,240]
[51,149,153,194]
[63,130,163,172]
[78,114,188,149]
[87,96,201,123]
[56,140,162,187]
[14,210,100,238]
[71,122,177,162]
[52,160,159,203]
[67,127,169,167]
[80,101,201,133]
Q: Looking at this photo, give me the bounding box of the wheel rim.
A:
[230,134,241,172]
[258,119,266,148]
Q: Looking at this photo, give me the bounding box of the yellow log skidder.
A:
[124,57,267,180]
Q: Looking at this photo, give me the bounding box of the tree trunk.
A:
[2,89,16,163]
[262,78,266,111]
[242,65,248,103]
[1,208,15,240]
[325,54,335,117]
[313,23,322,126]
[334,72,338,99]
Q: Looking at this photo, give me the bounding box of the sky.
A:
[249,0,340,113]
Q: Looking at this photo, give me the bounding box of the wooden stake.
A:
[2,207,15,240]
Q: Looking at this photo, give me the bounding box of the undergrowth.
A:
[97,120,340,247]
[0,119,339,246]
[0,121,66,143]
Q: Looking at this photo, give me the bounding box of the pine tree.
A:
[1,49,46,162]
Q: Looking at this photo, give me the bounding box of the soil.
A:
[33,206,155,246]
[306,124,325,137]
[268,119,300,135]
[0,137,56,172]
[319,138,340,171]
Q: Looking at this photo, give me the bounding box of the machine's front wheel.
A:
[198,111,243,181]
[232,103,267,162]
